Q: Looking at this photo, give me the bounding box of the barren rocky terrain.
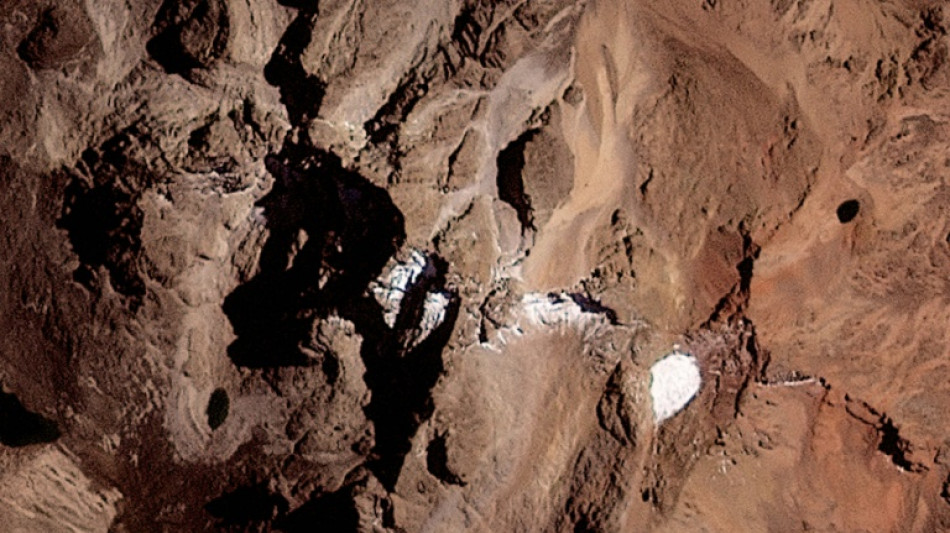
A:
[1,0,949,531]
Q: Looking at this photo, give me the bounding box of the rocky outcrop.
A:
[0,0,949,530]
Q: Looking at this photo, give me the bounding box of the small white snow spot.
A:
[649,351,701,423]
[417,291,450,342]
[251,206,268,225]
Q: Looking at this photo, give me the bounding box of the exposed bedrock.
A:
[0,0,948,530]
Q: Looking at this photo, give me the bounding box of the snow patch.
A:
[762,377,818,388]
[251,206,268,225]
[417,291,451,342]
[370,249,453,347]
[372,250,434,327]
[480,292,613,350]
[649,350,701,423]
[521,293,612,329]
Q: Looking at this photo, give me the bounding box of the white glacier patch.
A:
[649,350,702,423]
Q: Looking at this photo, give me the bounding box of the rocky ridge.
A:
[0,0,948,530]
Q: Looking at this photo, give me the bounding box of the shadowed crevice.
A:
[0,389,60,447]
[147,0,230,75]
[205,484,288,527]
[263,14,325,124]
[877,417,923,472]
[57,128,159,310]
[426,431,465,486]
[334,252,461,492]
[496,130,537,233]
[223,148,405,369]
[276,484,360,533]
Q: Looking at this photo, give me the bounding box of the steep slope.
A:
[0,0,948,530]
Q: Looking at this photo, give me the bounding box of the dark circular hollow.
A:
[207,388,230,430]
[836,199,860,223]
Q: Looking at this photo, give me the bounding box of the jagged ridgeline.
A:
[0,0,947,530]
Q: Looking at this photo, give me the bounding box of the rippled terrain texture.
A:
[1,0,949,530]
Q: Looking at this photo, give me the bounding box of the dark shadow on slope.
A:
[147,0,230,75]
[223,148,405,369]
[426,431,465,486]
[568,293,619,324]
[0,389,60,447]
[263,13,325,124]
[308,249,460,492]
[877,417,923,472]
[496,130,537,233]
[276,484,360,533]
[356,289,460,491]
[57,129,157,310]
[205,484,289,527]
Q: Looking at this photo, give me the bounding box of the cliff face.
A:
[0,0,949,530]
